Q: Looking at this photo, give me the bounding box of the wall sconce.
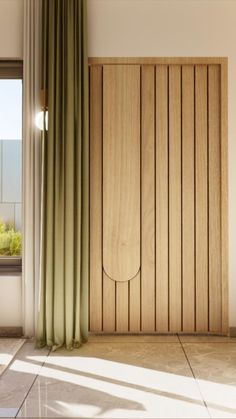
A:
[35,89,48,131]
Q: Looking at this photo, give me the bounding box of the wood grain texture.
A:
[182,65,195,331]
[168,65,182,332]
[156,65,169,332]
[103,65,141,282]
[195,65,208,332]
[208,65,222,332]
[141,66,155,331]
[129,273,141,331]
[89,66,103,331]
[89,59,228,335]
[116,281,129,332]
[220,61,229,334]
[103,272,116,332]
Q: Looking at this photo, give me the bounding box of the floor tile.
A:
[0,341,50,417]
[17,342,209,418]
[0,338,25,376]
[0,408,18,418]
[183,343,236,418]
[179,335,236,343]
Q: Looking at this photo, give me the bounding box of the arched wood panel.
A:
[89,58,228,334]
[103,65,140,283]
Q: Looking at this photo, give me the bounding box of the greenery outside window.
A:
[0,61,23,274]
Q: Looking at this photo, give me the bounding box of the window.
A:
[0,62,23,273]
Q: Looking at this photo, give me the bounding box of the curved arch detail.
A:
[103,267,141,283]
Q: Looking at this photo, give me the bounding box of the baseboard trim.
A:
[88,332,228,336]
[0,327,23,337]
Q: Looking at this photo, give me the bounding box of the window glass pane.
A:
[0,80,22,140]
[0,79,22,257]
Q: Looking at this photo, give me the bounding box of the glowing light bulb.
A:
[35,110,48,131]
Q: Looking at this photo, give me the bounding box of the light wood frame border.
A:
[89,57,227,66]
[88,57,228,335]
[220,58,228,334]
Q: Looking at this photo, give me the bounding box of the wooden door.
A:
[89,58,228,334]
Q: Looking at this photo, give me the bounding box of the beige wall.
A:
[87,0,236,327]
[0,0,23,59]
[0,0,236,327]
[0,276,22,327]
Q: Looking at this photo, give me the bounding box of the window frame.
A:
[0,60,23,275]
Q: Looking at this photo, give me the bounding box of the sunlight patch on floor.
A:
[26,355,202,401]
[10,357,208,418]
[0,338,25,376]
[0,353,13,366]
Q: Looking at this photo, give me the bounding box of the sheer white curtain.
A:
[22,0,42,337]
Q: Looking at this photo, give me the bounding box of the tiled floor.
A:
[0,339,25,376]
[0,336,236,418]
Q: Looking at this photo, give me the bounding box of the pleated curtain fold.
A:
[22,0,42,338]
[36,0,89,349]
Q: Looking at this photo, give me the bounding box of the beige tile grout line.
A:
[0,338,26,377]
[15,343,51,418]
[177,334,212,419]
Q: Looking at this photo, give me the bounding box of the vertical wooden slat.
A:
[103,273,116,332]
[129,273,141,331]
[195,65,208,332]
[116,282,129,332]
[182,65,195,331]
[156,65,169,332]
[141,66,155,331]
[208,65,221,332]
[220,61,228,334]
[89,66,103,331]
[169,65,182,332]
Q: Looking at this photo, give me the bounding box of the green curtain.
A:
[36,0,89,350]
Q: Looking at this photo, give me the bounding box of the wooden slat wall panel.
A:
[169,65,182,332]
[141,66,155,331]
[103,65,140,282]
[89,66,103,331]
[116,282,129,332]
[156,65,169,332]
[129,273,141,331]
[182,65,195,331]
[103,273,116,332]
[195,65,208,332]
[208,65,222,332]
[89,60,227,335]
